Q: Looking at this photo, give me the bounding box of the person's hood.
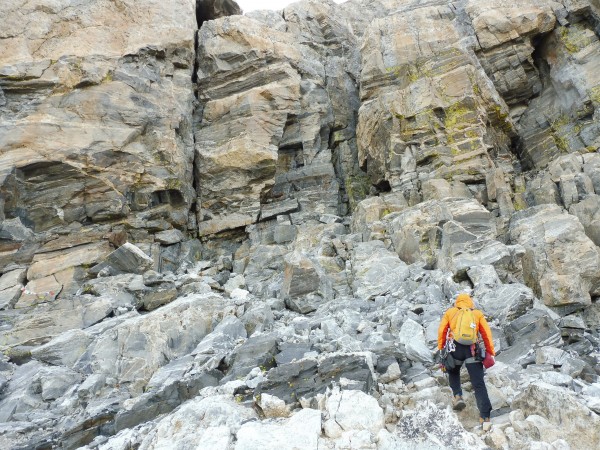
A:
[455,293,474,309]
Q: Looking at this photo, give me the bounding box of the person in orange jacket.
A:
[437,293,495,424]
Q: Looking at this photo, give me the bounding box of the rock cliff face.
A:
[1,0,600,449]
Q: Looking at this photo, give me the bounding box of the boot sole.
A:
[453,401,466,411]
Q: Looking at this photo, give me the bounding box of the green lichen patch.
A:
[559,24,596,54]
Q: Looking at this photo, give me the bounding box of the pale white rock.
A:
[140,395,257,450]
[387,401,487,449]
[230,288,250,301]
[235,408,322,450]
[539,371,572,386]
[525,414,569,446]
[587,397,600,414]
[224,274,246,294]
[398,319,433,364]
[379,362,401,384]
[257,393,290,418]
[325,388,384,435]
[535,346,568,366]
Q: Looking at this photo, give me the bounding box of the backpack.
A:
[450,308,478,345]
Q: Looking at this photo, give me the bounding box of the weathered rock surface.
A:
[2,0,600,449]
[509,204,600,309]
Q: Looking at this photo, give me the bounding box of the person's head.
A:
[455,292,474,309]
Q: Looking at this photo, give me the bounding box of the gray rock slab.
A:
[0,285,22,310]
[499,309,562,366]
[155,229,185,245]
[221,334,279,383]
[255,352,375,405]
[0,268,27,291]
[90,243,154,276]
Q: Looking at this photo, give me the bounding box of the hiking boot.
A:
[479,417,492,431]
[452,395,466,411]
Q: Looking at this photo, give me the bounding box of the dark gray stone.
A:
[138,284,178,311]
[499,309,562,366]
[254,353,375,405]
[221,334,279,383]
[114,369,222,432]
[275,343,315,365]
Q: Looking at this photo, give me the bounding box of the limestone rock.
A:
[0,285,22,310]
[30,329,93,368]
[90,243,154,277]
[350,240,409,301]
[467,0,556,105]
[27,242,112,282]
[0,295,115,348]
[398,319,433,364]
[500,309,562,366]
[357,3,515,197]
[255,353,376,405]
[281,253,325,314]
[235,408,322,450]
[1,0,197,289]
[154,230,185,245]
[569,194,600,246]
[509,204,600,309]
[512,382,600,449]
[74,293,228,394]
[138,395,256,449]
[257,393,291,418]
[221,334,279,383]
[0,268,26,292]
[382,400,487,449]
[325,388,384,435]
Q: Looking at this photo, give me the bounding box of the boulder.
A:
[349,240,409,301]
[381,400,487,449]
[509,205,600,309]
[324,388,384,436]
[0,268,26,291]
[235,408,322,450]
[221,334,279,383]
[281,253,325,314]
[30,329,93,368]
[398,319,433,364]
[136,395,256,449]
[90,243,154,277]
[569,194,600,246]
[154,229,185,245]
[73,294,228,394]
[255,353,376,405]
[468,267,535,322]
[499,309,562,366]
[512,382,600,449]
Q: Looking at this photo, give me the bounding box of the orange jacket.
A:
[437,293,495,356]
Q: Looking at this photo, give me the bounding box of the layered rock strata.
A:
[0,0,600,449]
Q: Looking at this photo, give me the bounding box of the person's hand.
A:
[433,349,441,363]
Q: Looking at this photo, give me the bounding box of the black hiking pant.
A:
[447,342,492,419]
